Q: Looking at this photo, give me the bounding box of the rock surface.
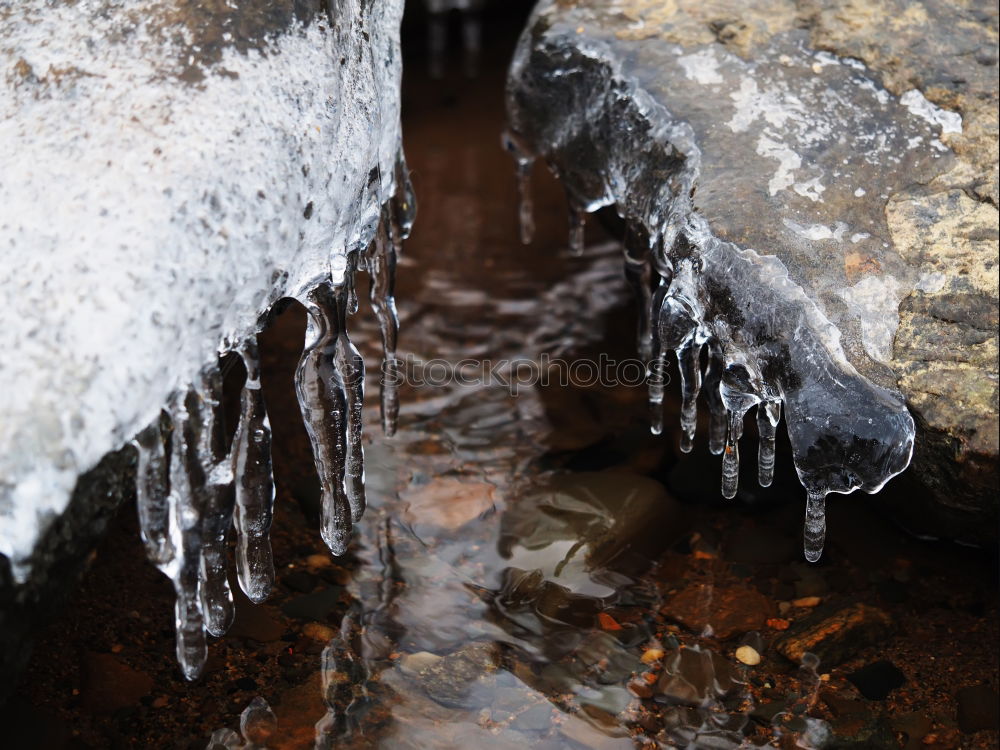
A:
[0,0,405,690]
[505,0,998,539]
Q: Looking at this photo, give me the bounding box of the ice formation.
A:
[504,2,936,562]
[1,0,412,679]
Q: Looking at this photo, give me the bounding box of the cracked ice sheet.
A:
[0,0,404,580]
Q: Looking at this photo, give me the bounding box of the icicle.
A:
[756,400,780,488]
[195,370,237,638]
[501,130,535,244]
[719,363,762,500]
[677,339,703,453]
[296,282,353,556]
[567,203,586,256]
[803,491,827,562]
[336,268,367,524]
[623,234,654,361]
[657,294,698,448]
[647,281,670,435]
[132,418,171,565]
[368,209,401,437]
[702,341,727,455]
[721,409,743,499]
[232,337,276,604]
[166,394,208,680]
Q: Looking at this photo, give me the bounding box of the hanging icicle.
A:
[231,337,276,604]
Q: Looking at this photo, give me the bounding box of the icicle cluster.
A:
[503,2,923,564]
[132,166,414,680]
[504,120,912,564]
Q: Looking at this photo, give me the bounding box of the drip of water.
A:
[296,282,354,556]
[232,337,276,604]
[756,400,780,488]
[803,491,827,563]
[501,131,535,244]
[368,209,401,437]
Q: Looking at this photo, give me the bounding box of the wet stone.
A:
[656,646,741,706]
[774,603,893,667]
[413,641,501,709]
[505,0,999,541]
[513,702,555,732]
[663,584,775,640]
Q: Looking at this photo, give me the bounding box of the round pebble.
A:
[735,645,762,666]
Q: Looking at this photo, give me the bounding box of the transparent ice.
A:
[505,0,919,563]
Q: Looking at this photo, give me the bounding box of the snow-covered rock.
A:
[1,0,407,685]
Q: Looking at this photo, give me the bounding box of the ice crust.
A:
[505,1,934,560]
[1,0,410,677]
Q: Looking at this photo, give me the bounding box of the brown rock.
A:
[80,652,154,713]
[774,603,893,667]
[663,584,774,640]
[402,478,496,532]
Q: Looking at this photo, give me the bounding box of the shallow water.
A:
[8,10,998,750]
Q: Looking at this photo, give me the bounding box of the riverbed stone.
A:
[506,0,998,539]
[774,603,893,667]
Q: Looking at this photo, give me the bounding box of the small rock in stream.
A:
[775,603,893,667]
[663,584,774,640]
[413,641,501,709]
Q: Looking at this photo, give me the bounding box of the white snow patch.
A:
[783,219,849,242]
[757,135,801,196]
[900,89,963,134]
[793,176,826,202]
[678,48,724,85]
[0,0,405,579]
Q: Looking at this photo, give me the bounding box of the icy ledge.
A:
[0,0,411,679]
[499,0,983,561]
